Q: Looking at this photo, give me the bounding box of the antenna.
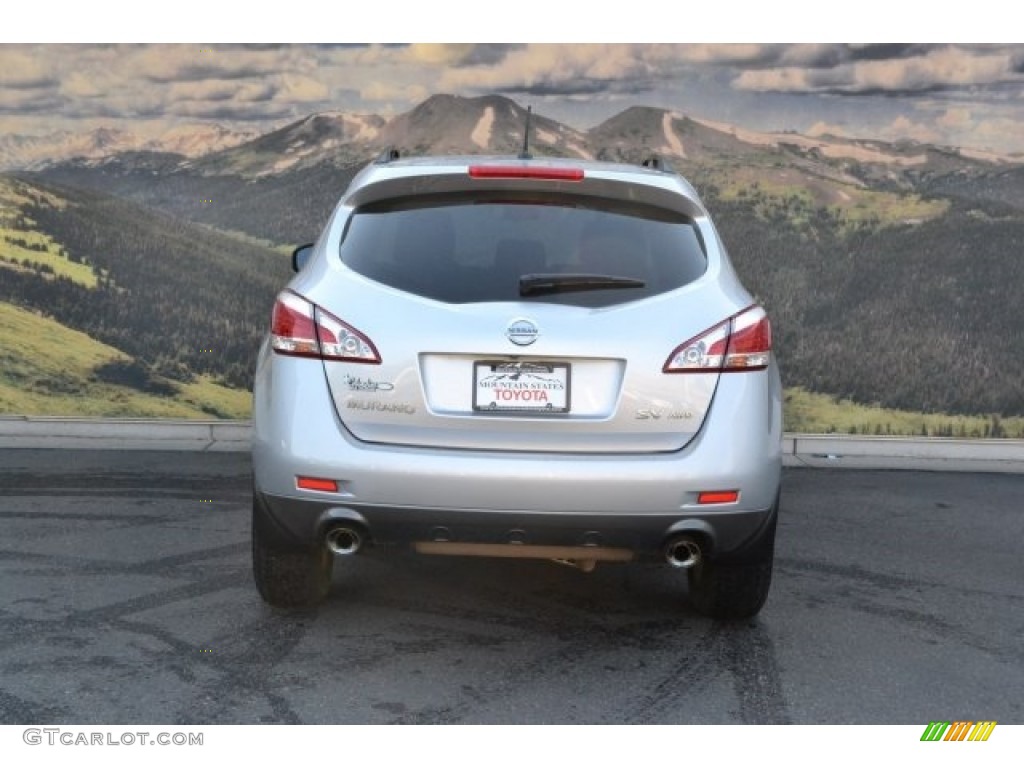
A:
[518,105,532,160]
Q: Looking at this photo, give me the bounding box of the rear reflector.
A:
[296,476,338,493]
[697,490,740,505]
[469,165,584,182]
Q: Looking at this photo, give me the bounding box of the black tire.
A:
[687,499,778,620]
[252,493,332,611]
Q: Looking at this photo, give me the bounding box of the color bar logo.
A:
[921,721,997,741]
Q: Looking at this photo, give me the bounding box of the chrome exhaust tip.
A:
[325,526,362,556]
[664,537,701,569]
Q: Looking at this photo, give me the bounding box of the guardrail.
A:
[782,434,1024,473]
[2,416,1023,473]
[0,416,250,452]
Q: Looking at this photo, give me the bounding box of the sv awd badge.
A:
[506,318,539,346]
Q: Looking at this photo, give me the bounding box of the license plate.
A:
[472,361,571,413]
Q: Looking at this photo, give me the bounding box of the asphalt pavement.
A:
[0,449,1021,724]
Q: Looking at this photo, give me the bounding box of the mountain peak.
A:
[414,93,521,110]
[376,93,584,157]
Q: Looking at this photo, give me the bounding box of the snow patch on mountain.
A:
[566,142,594,160]
[694,116,927,166]
[148,124,255,157]
[0,123,258,170]
[347,115,381,142]
[660,112,686,158]
[471,107,495,149]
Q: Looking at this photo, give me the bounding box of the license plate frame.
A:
[472,361,571,414]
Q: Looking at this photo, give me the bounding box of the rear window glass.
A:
[339,192,707,307]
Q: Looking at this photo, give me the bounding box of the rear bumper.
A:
[252,347,783,558]
[254,488,778,560]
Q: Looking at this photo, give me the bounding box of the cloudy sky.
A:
[3,40,1023,154]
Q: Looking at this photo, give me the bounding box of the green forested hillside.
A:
[710,187,1024,416]
[36,158,359,246]
[0,175,289,391]
[0,301,250,418]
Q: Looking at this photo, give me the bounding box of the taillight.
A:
[663,305,771,373]
[469,165,584,182]
[271,291,318,356]
[270,291,380,364]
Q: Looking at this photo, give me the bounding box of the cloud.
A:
[166,102,296,121]
[405,44,478,66]
[167,79,277,104]
[438,44,672,97]
[806,121,850,139]
[3,43,1024,156]
[845,44,938,62]
[277,74,328,102]
[457,45,527,68]
[877,115,943,145]
[677,44,933,70]
[672,44,776,66]
[130,45,307,84]
[0,87,63,114]
[732,45,1024,95]
[401,44,524,69]
[75,91,167,119]
[908,104,1024,153]
[430,44,1024,103]
[360,81,429,102]
[936,107,972,130]
[852,48,1013,92]
[61,71,108,99]
[966,116,1024,154]
[0,49,58,89]
[734,67,814,92]
[0,45,340,126]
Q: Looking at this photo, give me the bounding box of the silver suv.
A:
[252,153,782,619]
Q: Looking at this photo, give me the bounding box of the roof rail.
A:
[375,147,401,164]
[641,155,675,173]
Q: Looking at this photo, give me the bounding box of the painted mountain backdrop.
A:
[2,94,1023,434]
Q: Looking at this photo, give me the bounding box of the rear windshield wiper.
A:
[519,273,646,297]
